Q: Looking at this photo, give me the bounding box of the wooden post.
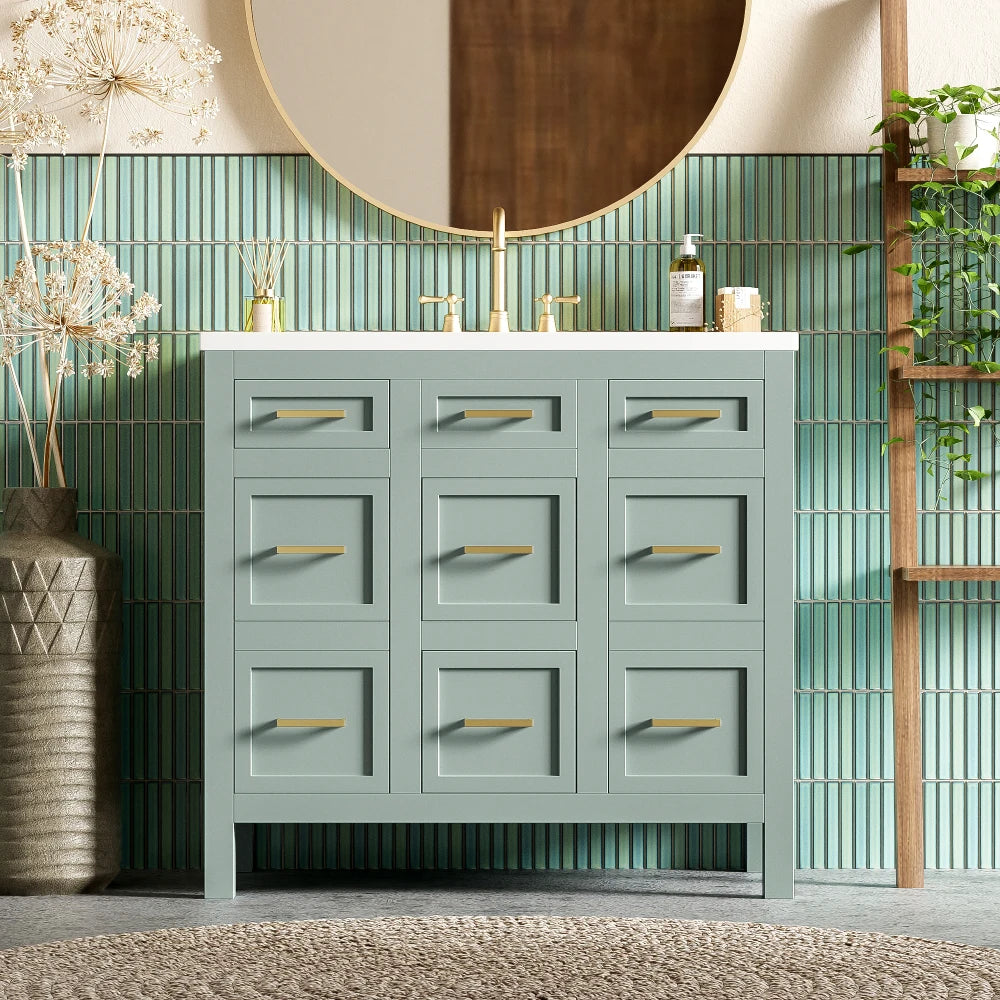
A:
[880,0,925,888]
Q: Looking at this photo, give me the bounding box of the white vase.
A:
[925,113,1000,169]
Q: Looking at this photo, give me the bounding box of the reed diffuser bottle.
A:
[236,239,289,332]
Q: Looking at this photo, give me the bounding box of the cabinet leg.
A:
[746,823,762,874]
[761,823,795,899]
[204,822,236,899]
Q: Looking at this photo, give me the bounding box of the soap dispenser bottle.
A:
[669,233,707,332]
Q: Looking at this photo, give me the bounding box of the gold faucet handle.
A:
[419,292,464,333]
[534,293,581,333]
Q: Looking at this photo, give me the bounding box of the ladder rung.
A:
[896,365,1000,382]
[895,167,1000,183]
[900,565,1000,582]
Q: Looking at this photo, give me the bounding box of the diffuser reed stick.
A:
[235,239,289,296]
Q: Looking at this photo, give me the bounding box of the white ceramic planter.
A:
[925,113,1000,169]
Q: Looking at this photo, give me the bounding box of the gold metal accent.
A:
[649,409,722,419]
[488,207,510,332]
[275,545,346,555]
[275,409,346,419]
[244,1,751,238]
[463,409,534,419]
[463,545,534,555]
[534,293,581,333]
[419,292,464,333]
[276,718,346,728]
[463,718,534,728]
[650,545,721,555]
[650,718,721,728]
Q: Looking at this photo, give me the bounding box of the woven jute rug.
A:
[1,915,998,999]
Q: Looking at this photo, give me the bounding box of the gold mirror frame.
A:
[245,0,751,238]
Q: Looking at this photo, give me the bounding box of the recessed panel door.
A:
[423,478,576,620]
[609,650,762,793]
[236,478,388,621]
[610,478,763,621]
[235,651,388,793]
[422,650,576,792]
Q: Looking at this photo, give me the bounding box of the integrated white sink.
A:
[198,331,800,351]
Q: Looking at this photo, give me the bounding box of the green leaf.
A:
[881,436,904,455]
[946,452,973,462]
[936,435,963,447]
[879,345,911,355]
[955,470,989,481]
[892,262,921,276]
[888,89,912,103]
[919,209,947,227]
[842,243,874,256]
[967,405,988,426]
[970,361,1000,373]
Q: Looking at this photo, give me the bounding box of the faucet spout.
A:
[488,207,510,333]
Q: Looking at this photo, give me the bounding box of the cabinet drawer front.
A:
[609,651,762,793]
[422,650,575,792]
[422,380,576,448]
[235,478,388,621]
[422,478,576,620]
[610,380,762,448]
[610,478,763,621]
[235,379,388,448]
[235,651,388,793]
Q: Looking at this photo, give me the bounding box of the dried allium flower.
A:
[14,0,222,147]
[0,56,68,168]
[0,240,161,379]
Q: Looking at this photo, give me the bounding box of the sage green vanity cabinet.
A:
[203,335,796,902]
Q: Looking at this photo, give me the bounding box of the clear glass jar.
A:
[243,287,285,332]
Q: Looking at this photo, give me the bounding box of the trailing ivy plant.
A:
[845,84,1000,501]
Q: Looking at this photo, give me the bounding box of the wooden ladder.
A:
[881,0,1000,888]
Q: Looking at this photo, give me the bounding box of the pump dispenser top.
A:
[678,233,703,257]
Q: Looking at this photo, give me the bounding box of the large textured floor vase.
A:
[0,488,121,894]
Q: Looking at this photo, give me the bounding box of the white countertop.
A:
[198,331,799,351]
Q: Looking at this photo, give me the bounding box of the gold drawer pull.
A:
[651,718,721,728]
[275,545,346,555]
[276,718,346,728]
[463,409,534,419]
[463,545,534,555]
[650,545,722,555]
[649,409,722,419]
[463,718,534,728]
[275,409,346,419]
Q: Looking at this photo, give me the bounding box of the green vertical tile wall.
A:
[2,154,998,871]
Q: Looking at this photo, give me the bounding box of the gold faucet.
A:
[488,207,509,333]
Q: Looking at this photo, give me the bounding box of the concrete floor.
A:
[2,869,999,952]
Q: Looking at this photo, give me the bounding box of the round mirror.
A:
[247,0,748,235]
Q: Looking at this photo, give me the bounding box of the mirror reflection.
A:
[250,0,747,233]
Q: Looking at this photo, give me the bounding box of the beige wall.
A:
[0,0,994,157]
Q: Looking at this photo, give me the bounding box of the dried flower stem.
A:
[80,92,113,243]
[14,160,66,486]
[41,335,71,487]
[4,359,42,484]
